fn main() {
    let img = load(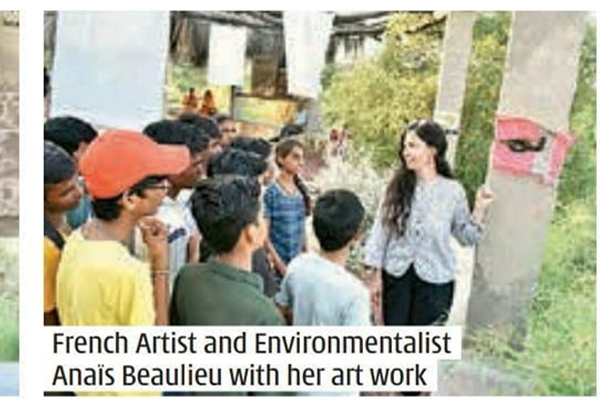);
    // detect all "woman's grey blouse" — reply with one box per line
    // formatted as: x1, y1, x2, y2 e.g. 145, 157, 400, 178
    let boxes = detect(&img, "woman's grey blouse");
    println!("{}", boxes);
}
363, 177, 485, 284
